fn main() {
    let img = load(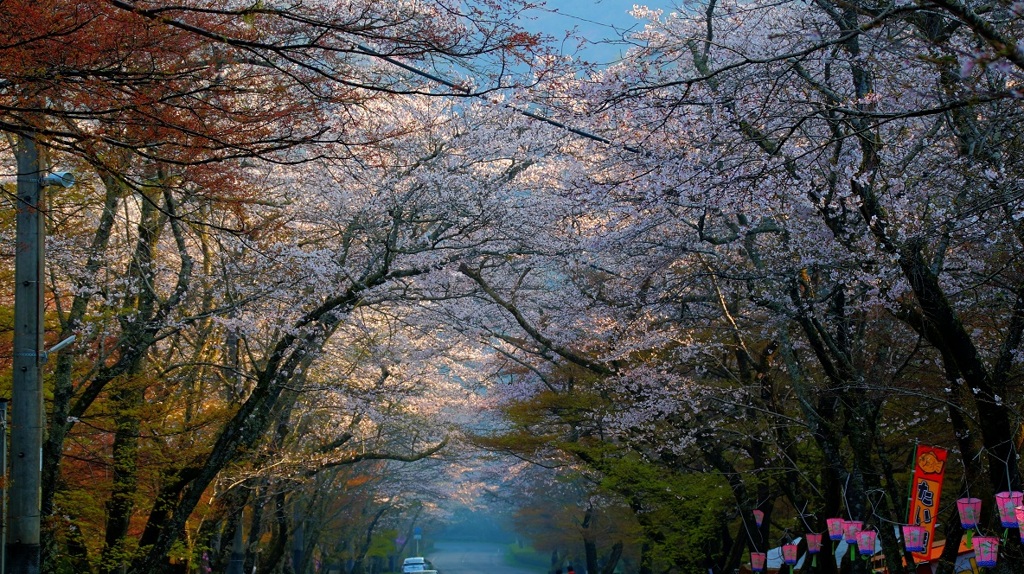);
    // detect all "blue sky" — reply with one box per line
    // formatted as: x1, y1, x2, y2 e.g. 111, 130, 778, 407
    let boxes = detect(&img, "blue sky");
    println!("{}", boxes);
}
519, 1, 677, 64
